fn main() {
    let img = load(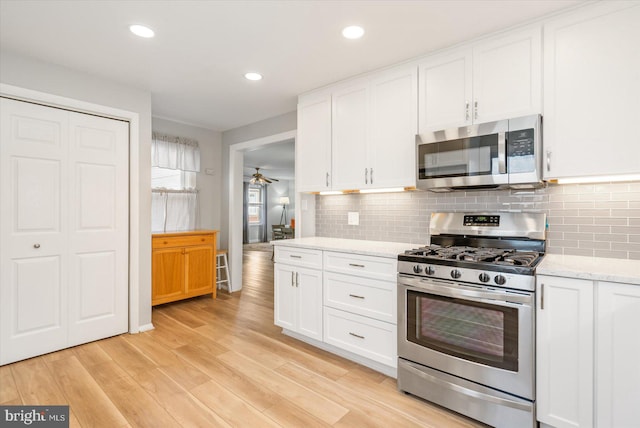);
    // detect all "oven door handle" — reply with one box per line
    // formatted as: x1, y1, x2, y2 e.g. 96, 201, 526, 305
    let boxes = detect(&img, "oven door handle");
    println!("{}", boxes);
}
399, 275, 532, 306
400, 359, 533, 412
